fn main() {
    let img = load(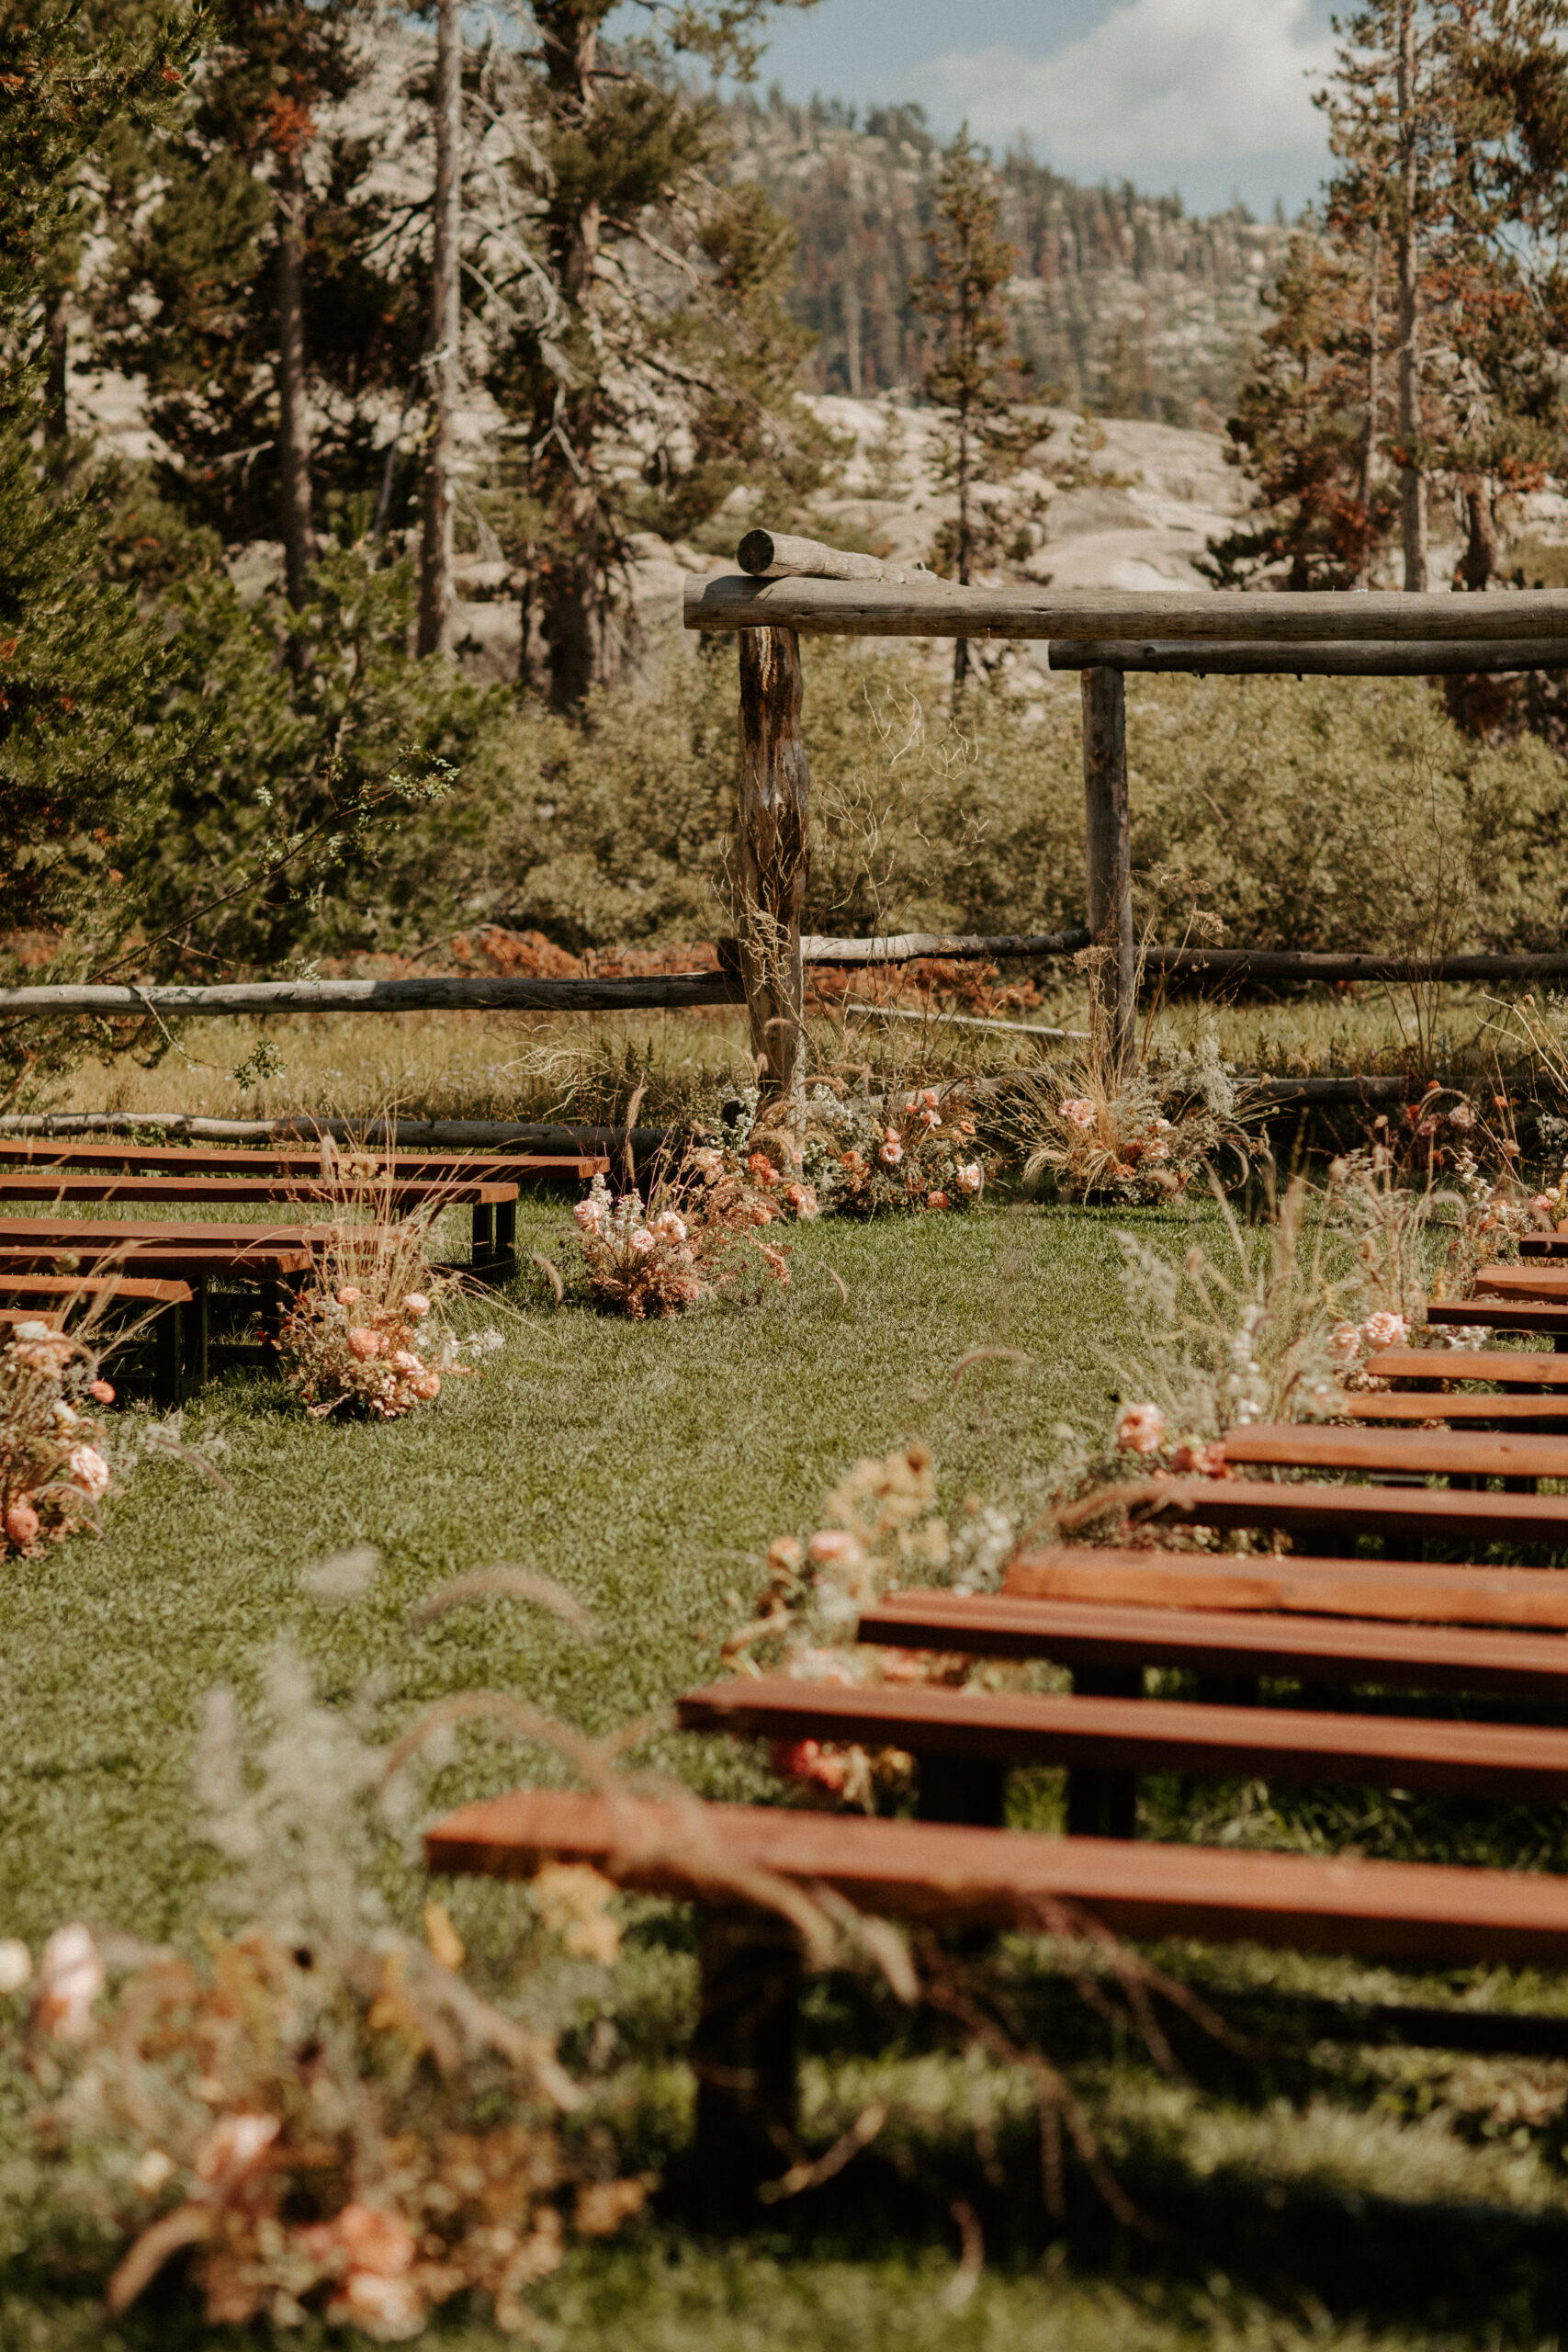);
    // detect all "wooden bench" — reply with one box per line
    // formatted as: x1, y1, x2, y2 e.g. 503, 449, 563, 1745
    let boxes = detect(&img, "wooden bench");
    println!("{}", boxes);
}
1003, 1544, 1568, 1627
0, 1272, 192, 1402
426, 1783, 1568, 2185
1427, 1298, 1568, 1343
1372, 1347, 1568, 1389
0, 1223, 317, 1389
856, 1587, 1568, 1697
675, 1673, 1568, 1826
1472, 1266, 1568, 1300
1132, 1474, 1568, 1551
0, 1170, 523, 1274
1342, 1392, 1568, 1427
1224, 1421, 1568, 1487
